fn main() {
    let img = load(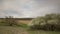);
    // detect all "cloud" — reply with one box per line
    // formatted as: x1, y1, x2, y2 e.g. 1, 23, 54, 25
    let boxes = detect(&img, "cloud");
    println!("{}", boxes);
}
0, 0, 60, 18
